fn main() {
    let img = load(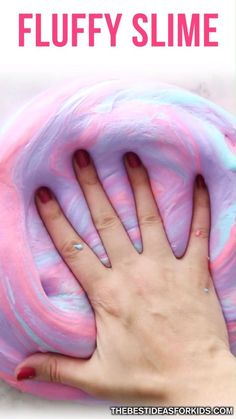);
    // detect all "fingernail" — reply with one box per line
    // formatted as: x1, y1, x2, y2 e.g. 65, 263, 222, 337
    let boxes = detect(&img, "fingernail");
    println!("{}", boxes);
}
196, 175, 206, 189
75, 150, 90, 168
126, 152, 141, 168
37, 187, 52, 204
16, 367, 36, 381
